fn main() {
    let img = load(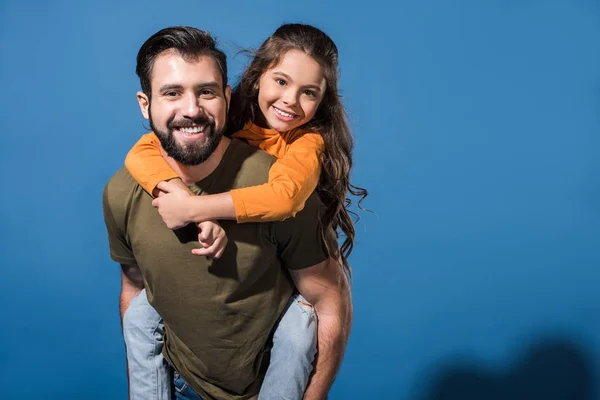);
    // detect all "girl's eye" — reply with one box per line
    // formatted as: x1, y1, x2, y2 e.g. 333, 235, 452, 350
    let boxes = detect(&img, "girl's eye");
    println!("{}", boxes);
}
304, 90, 317, 98
275, 78, 287, 86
